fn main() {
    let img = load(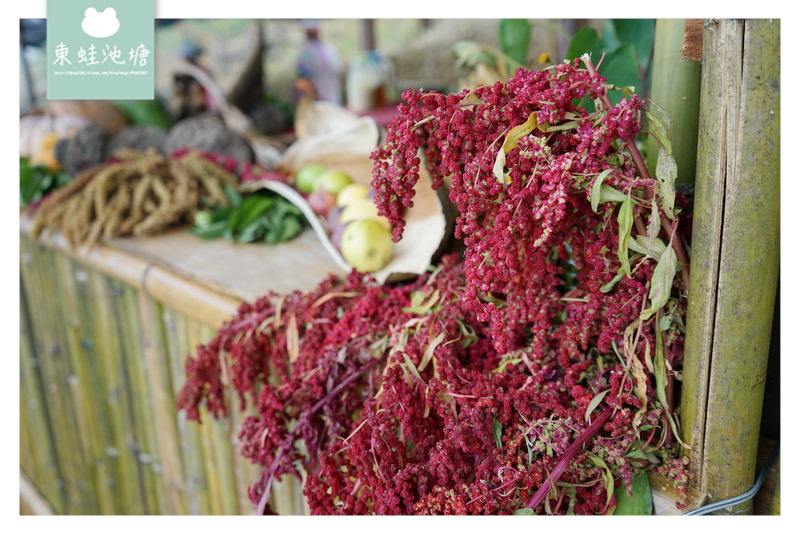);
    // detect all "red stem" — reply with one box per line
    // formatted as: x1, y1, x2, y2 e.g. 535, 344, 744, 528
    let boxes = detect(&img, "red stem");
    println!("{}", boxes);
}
255, 359, 379, 515
526, 408, 613, 511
